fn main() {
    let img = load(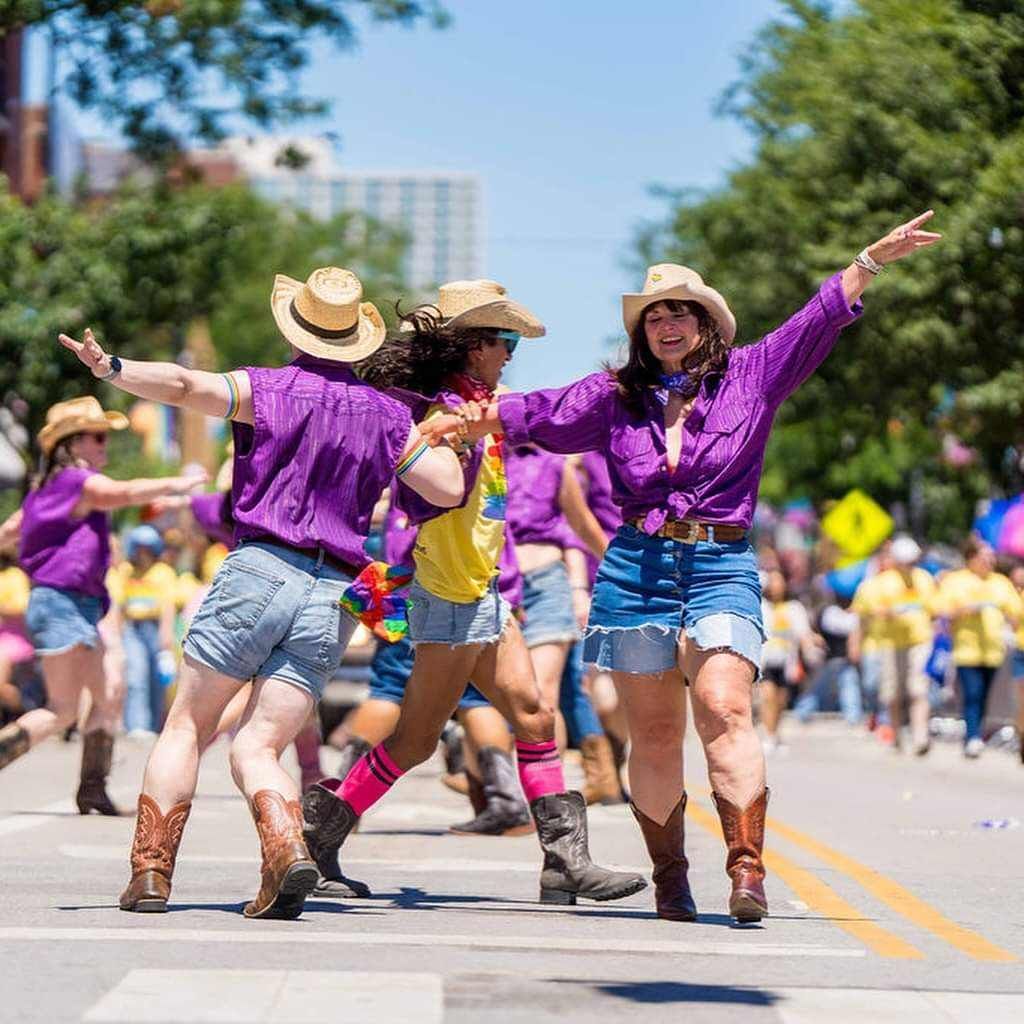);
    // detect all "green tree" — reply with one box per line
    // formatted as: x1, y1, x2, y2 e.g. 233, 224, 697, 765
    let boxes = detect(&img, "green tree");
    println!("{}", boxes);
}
635, 0, 1024, 539
1, 1, 448, 161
